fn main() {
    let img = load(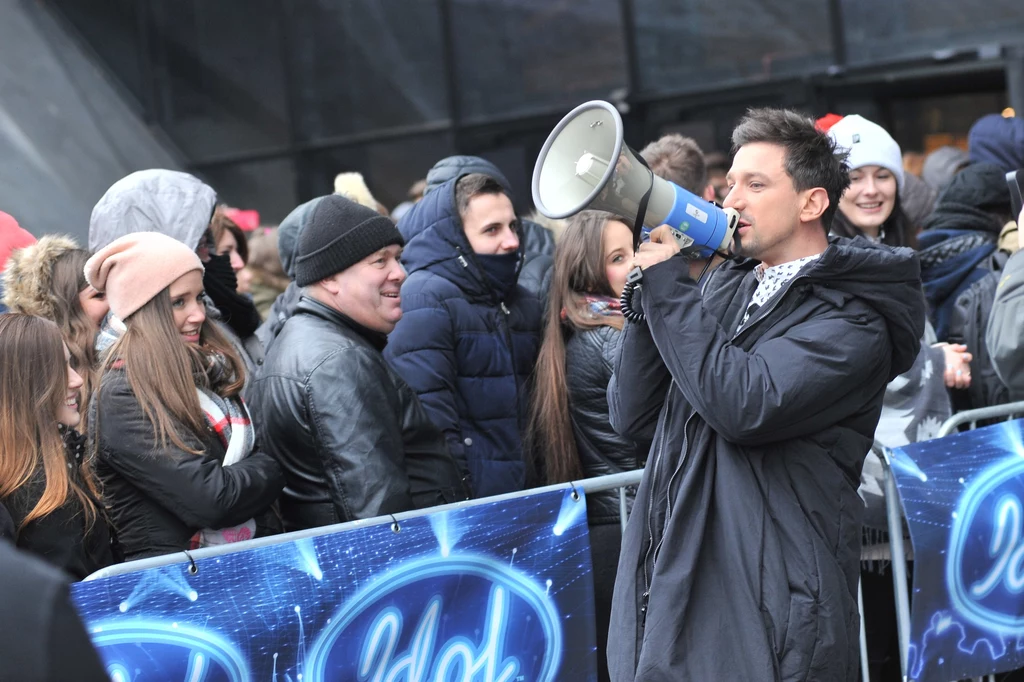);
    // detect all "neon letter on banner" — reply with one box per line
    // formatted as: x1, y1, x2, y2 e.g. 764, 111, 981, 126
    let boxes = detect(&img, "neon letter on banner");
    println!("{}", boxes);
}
947, 447, 1024, 635
971, 495, 1024, 598
359, 587, 519, 682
